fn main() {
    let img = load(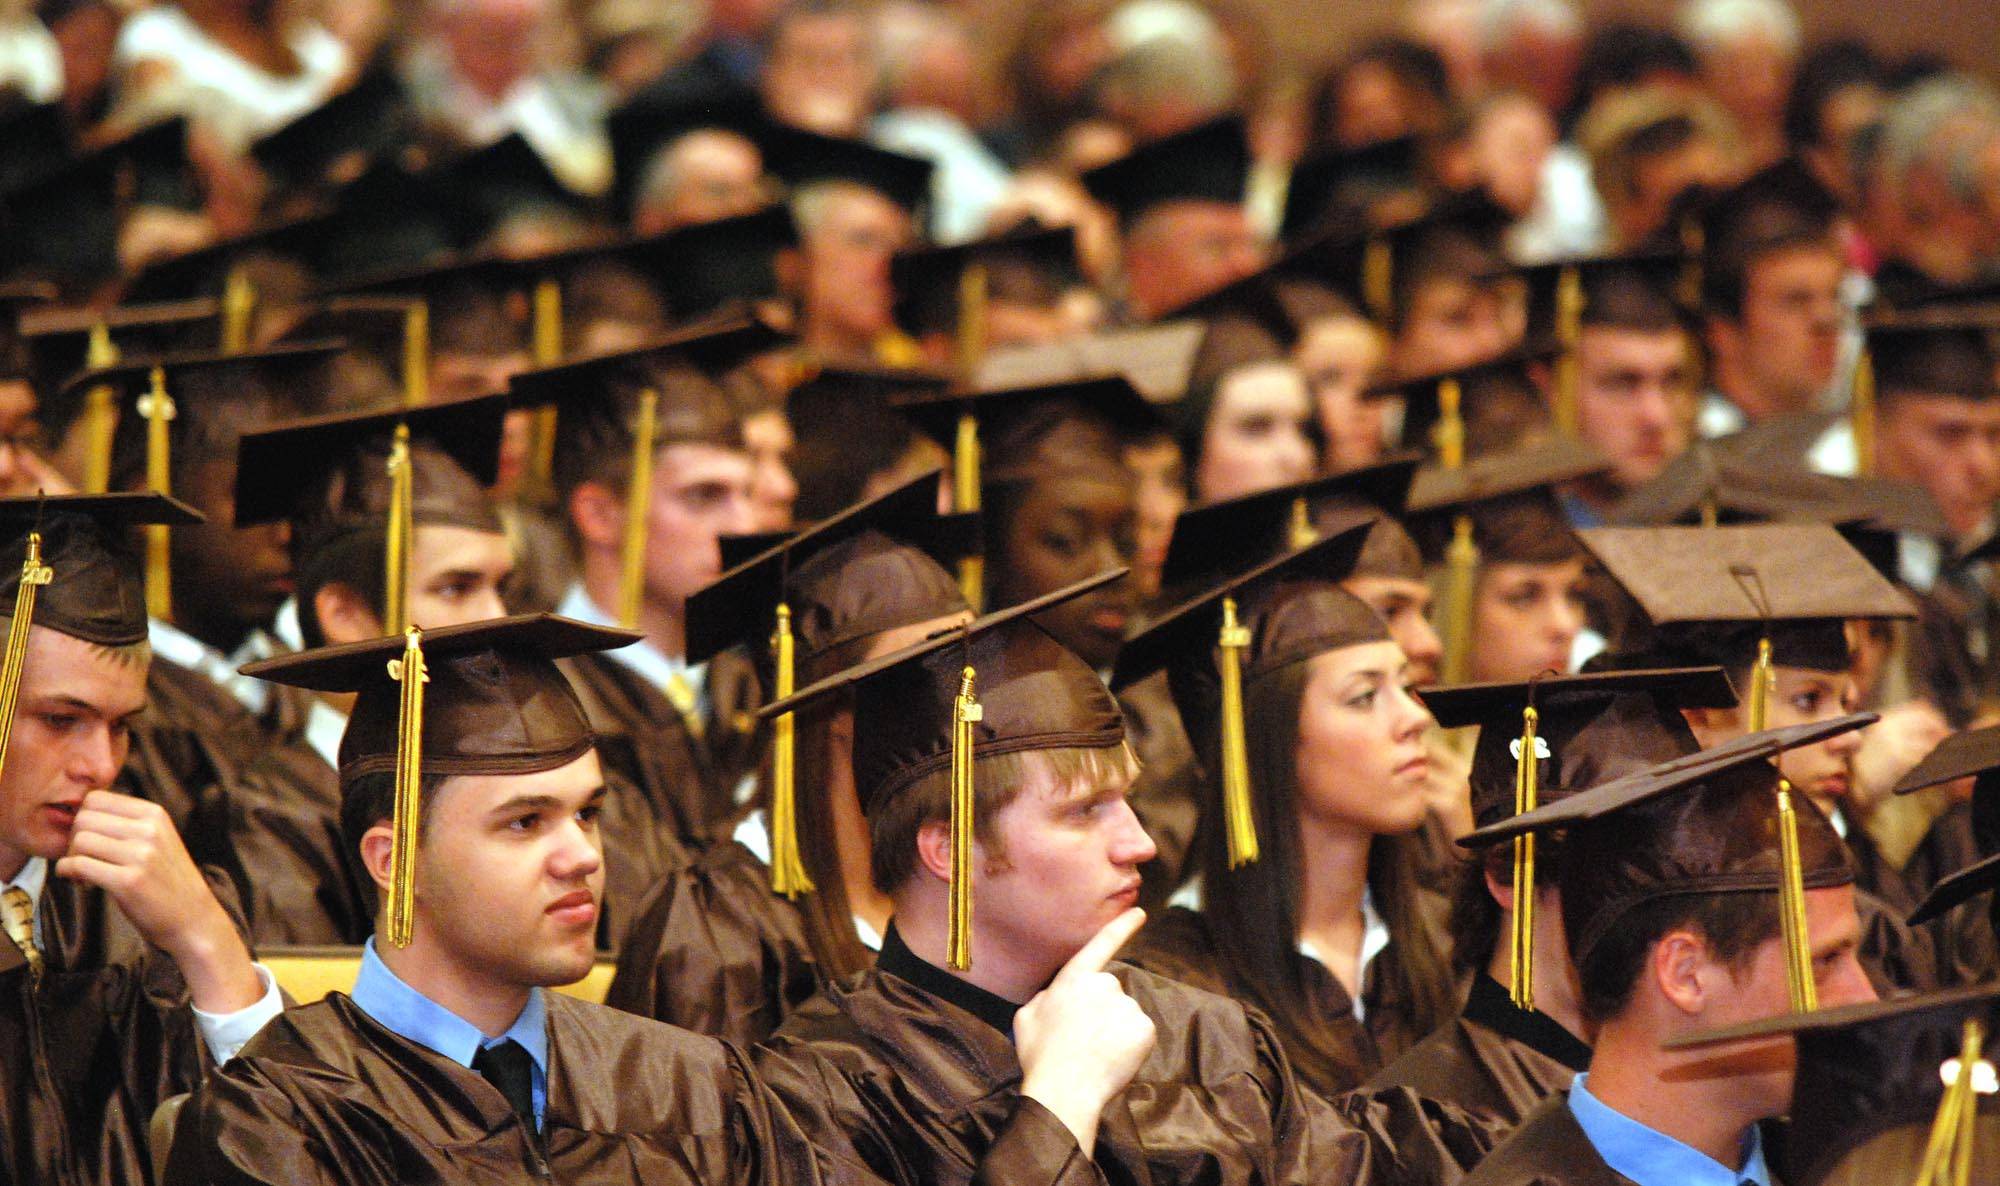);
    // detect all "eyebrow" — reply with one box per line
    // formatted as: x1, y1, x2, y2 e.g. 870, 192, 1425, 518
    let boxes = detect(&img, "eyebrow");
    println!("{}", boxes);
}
486, 786, 608, 818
